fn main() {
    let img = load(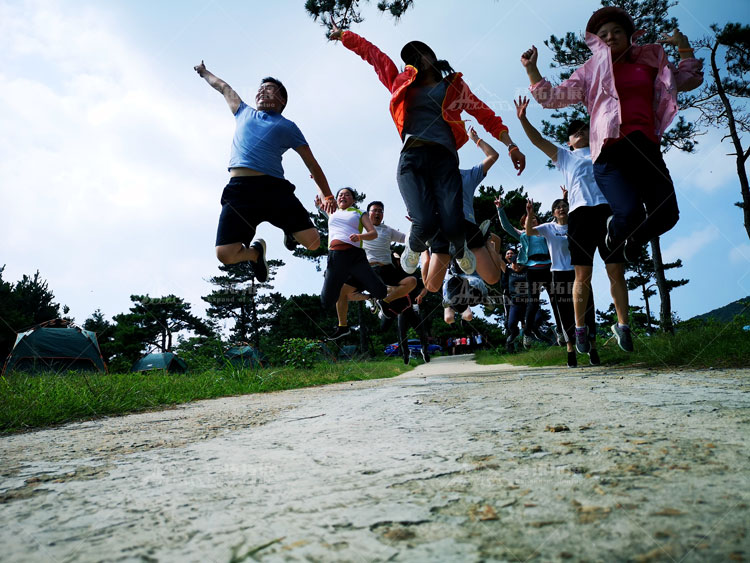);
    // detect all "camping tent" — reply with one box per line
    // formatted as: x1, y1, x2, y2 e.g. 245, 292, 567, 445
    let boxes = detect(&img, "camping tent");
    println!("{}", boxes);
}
224, 345, 264, 368
2, 319, 107, 374
131, 352, 187, 373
